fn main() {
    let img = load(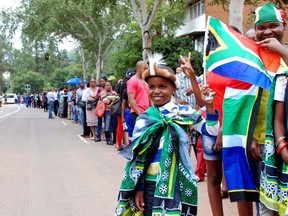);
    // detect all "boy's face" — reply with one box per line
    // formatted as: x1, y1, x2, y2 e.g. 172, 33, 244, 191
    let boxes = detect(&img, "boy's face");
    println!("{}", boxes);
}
148, 77, 176, 106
